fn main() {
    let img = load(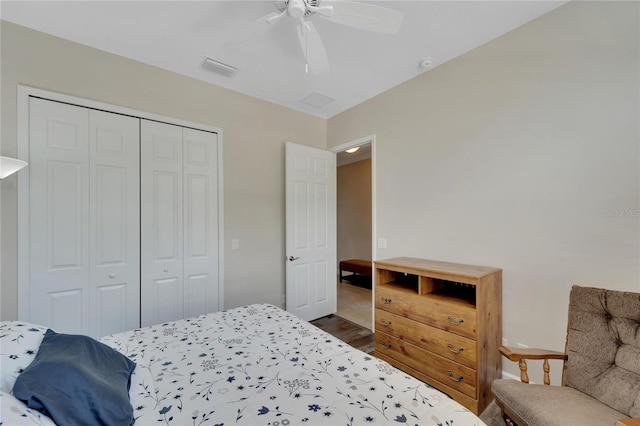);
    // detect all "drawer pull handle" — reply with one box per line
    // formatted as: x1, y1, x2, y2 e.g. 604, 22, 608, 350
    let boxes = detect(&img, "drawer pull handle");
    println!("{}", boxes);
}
380, 297, 392, 304
447, 315, 464, 326
447, 343, 464, 354
380, 319, 392, 327
380, 342, 392, 349
448, 370, 464, 382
